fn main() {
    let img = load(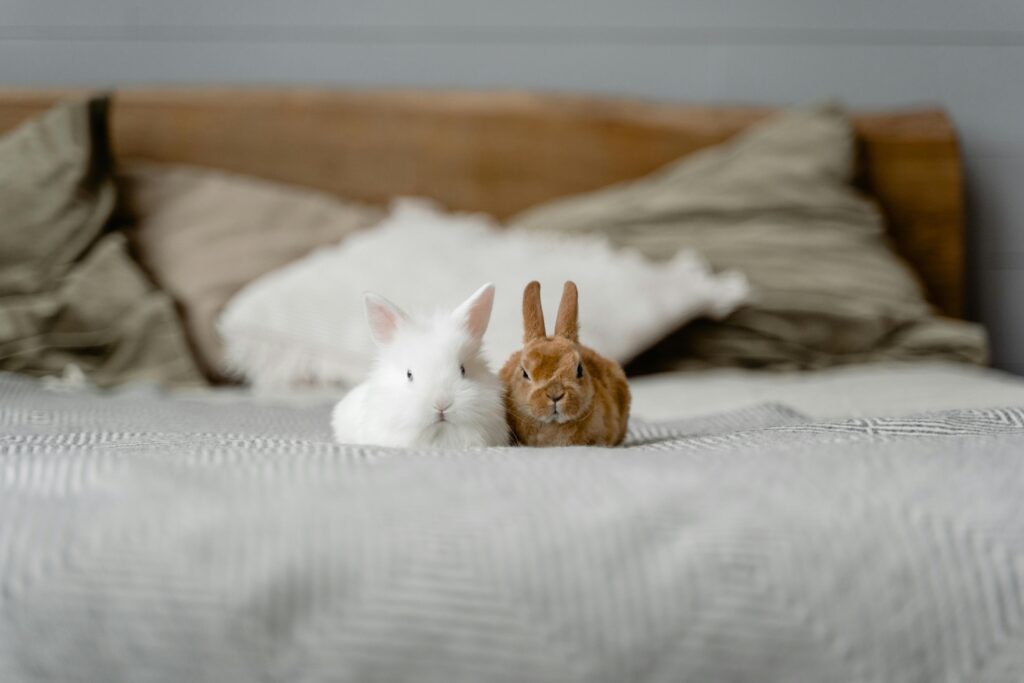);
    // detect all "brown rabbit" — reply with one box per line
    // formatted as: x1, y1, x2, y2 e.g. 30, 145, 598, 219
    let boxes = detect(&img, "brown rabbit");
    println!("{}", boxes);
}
501, 281, 631, 447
